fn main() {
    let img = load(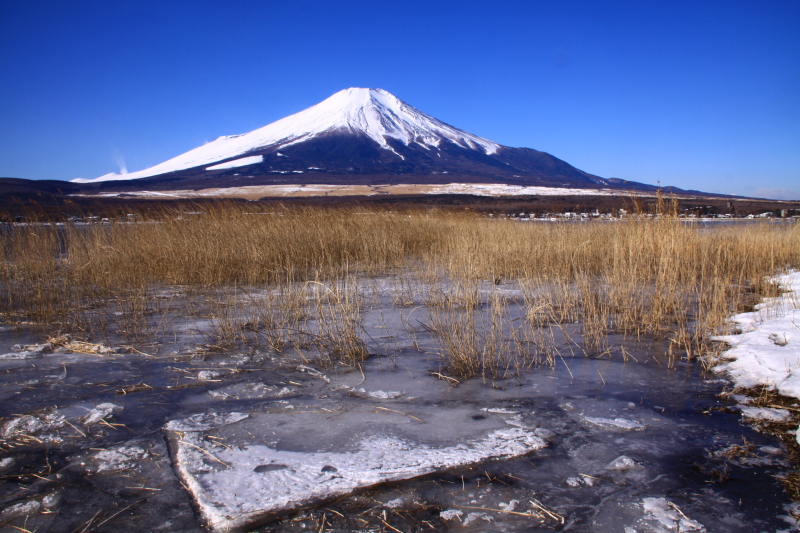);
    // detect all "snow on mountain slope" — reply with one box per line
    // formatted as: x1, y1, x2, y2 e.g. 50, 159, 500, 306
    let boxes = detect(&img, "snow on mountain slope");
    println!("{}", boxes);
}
73, 88, 501, 183
206, 155, 263, 171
